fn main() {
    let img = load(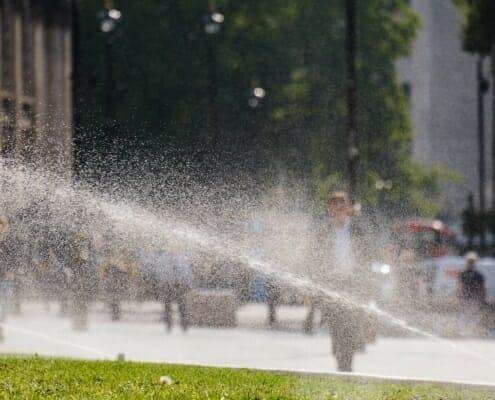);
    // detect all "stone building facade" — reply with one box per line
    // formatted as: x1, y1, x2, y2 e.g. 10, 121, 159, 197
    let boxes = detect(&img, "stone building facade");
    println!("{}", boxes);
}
0, 0, 73, 173
398, 0, 493, 222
